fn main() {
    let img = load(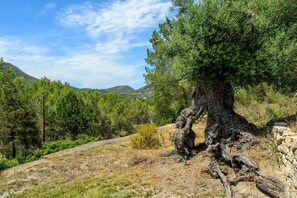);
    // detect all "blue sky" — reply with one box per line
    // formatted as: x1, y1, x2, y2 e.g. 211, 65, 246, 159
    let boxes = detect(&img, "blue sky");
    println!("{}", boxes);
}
0, 0, 172, 89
